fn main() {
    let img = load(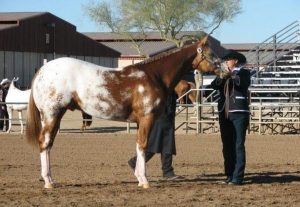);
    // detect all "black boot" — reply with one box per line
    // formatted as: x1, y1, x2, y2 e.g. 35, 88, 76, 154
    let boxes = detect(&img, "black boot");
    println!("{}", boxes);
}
128, 152, 154, 170
161, 153, 175, 177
